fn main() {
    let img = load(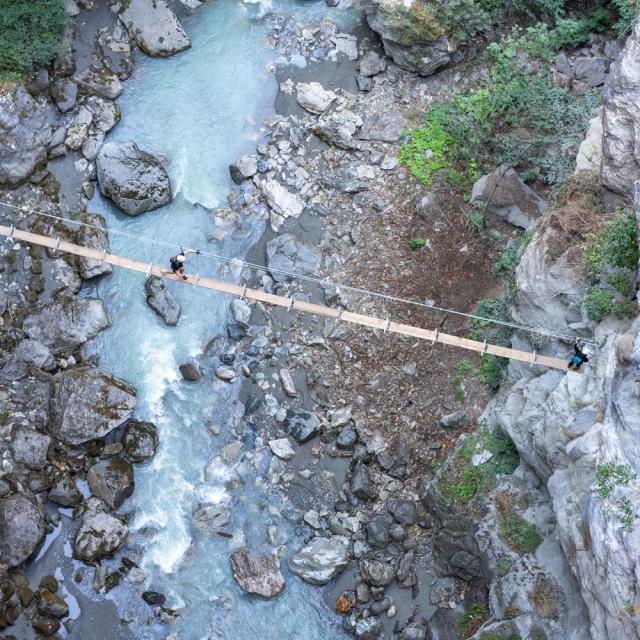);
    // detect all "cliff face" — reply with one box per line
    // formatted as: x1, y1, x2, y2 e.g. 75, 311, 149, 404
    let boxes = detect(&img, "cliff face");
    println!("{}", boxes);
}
483, 48, 640, 635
